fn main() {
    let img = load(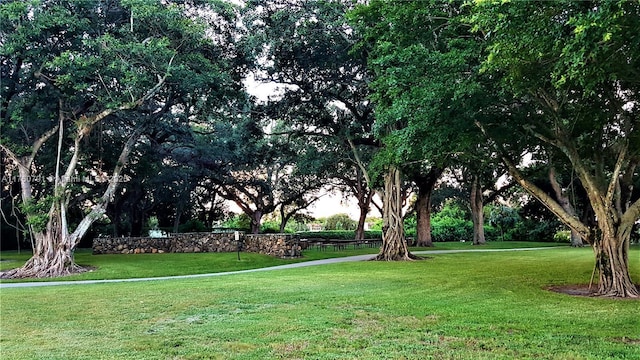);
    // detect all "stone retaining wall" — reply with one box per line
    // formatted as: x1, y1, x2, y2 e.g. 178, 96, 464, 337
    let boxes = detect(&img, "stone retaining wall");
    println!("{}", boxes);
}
92, 232, 301, 258
244, 234, 301, 258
